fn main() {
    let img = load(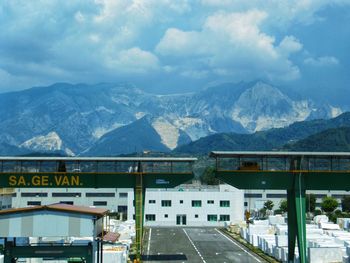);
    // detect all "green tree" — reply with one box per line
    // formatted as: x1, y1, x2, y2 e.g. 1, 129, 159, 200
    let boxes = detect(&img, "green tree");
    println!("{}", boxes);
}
341, 196, 350, 212
279, 199, 288, 213
200, 166, 219, 185
321, 196, 339, 213
264, 200, 274, 211
306, 194, 316, 213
